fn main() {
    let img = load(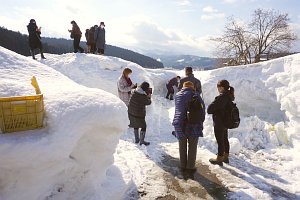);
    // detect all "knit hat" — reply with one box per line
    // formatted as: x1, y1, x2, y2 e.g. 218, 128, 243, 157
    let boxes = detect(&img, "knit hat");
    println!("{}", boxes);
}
30, 19, 36, 23
217, 80, 230, 90
100, 22, 105, 26
140, 82, 150, 92
183, 81, 194, 89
